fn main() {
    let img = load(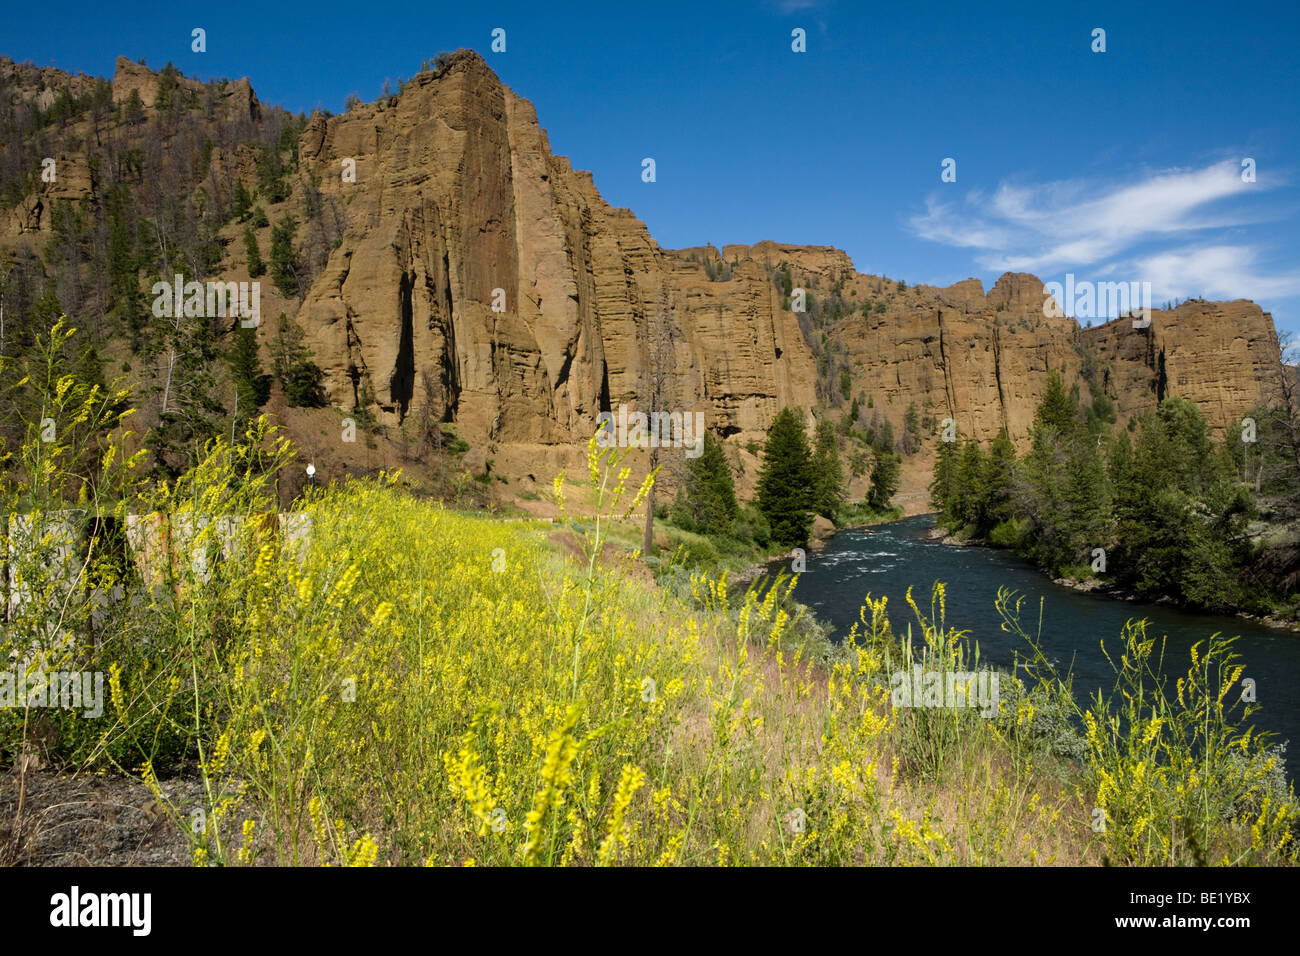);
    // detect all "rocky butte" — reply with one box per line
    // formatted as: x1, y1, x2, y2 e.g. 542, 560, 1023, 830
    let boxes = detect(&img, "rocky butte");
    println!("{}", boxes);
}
1, 50, 1290, 507
292, 52, 1286, 493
